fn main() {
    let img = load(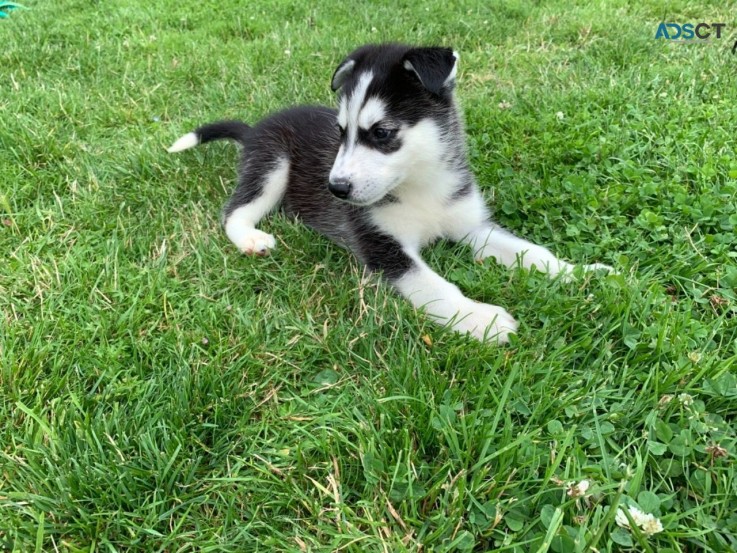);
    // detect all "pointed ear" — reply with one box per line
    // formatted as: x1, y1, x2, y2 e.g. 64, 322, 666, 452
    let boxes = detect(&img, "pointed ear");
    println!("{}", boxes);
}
331, 58, 356, 91
402, 47, 458, 95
